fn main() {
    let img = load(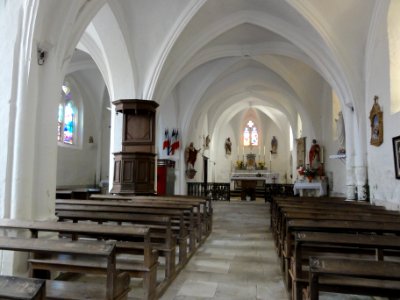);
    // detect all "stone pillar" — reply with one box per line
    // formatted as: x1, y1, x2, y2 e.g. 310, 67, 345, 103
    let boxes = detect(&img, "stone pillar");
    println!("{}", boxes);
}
346, 167, 356, 200
355, 166, 368, 201
344, 109, 356, 200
